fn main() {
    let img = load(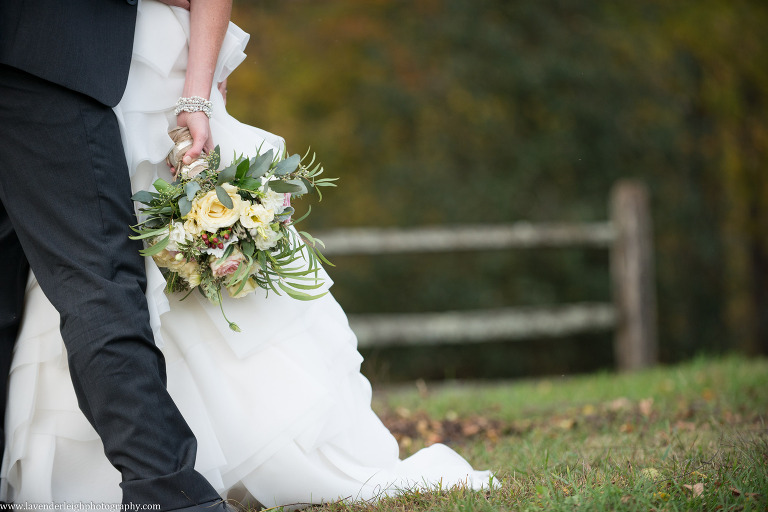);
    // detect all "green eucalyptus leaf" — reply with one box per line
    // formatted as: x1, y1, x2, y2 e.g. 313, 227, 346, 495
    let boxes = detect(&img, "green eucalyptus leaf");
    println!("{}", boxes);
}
184, 182, 201, 201
268, 181, 303, 194
215, 185, 234, 209
131, 190, 157, 205
275, 206, 295, 221
300, 177, 314, 192
217, 162, 238, 185
289, 179, 308, 195
247, 149, 274, 179
272, 154, 300, 176
178, 196, 192, 217
142, 219, 164, 229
